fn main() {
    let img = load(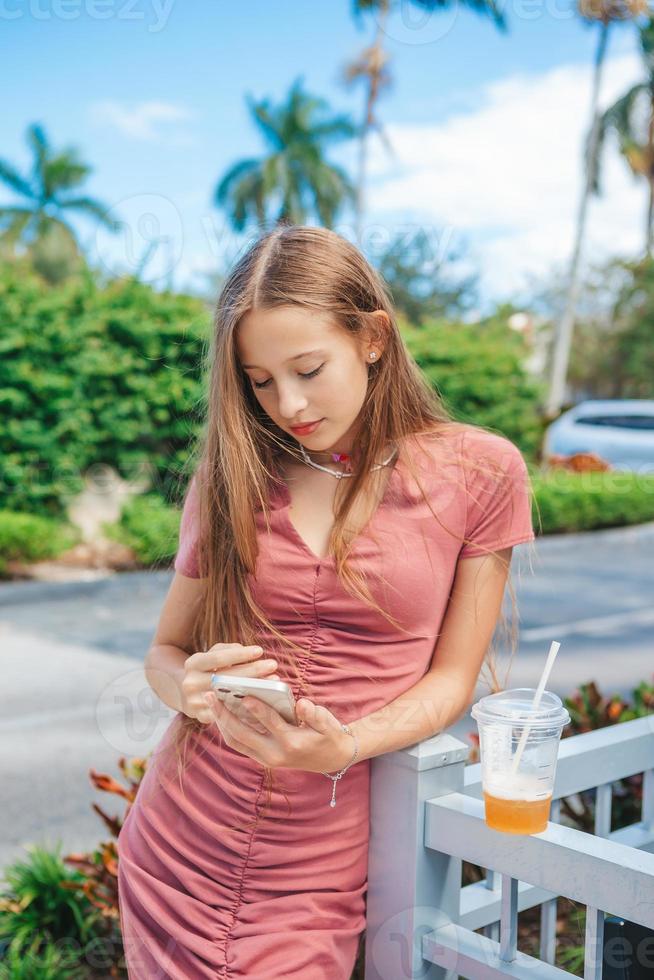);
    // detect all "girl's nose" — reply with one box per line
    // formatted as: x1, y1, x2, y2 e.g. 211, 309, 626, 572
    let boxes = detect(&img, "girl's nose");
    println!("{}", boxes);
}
278, 387, 309, 420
